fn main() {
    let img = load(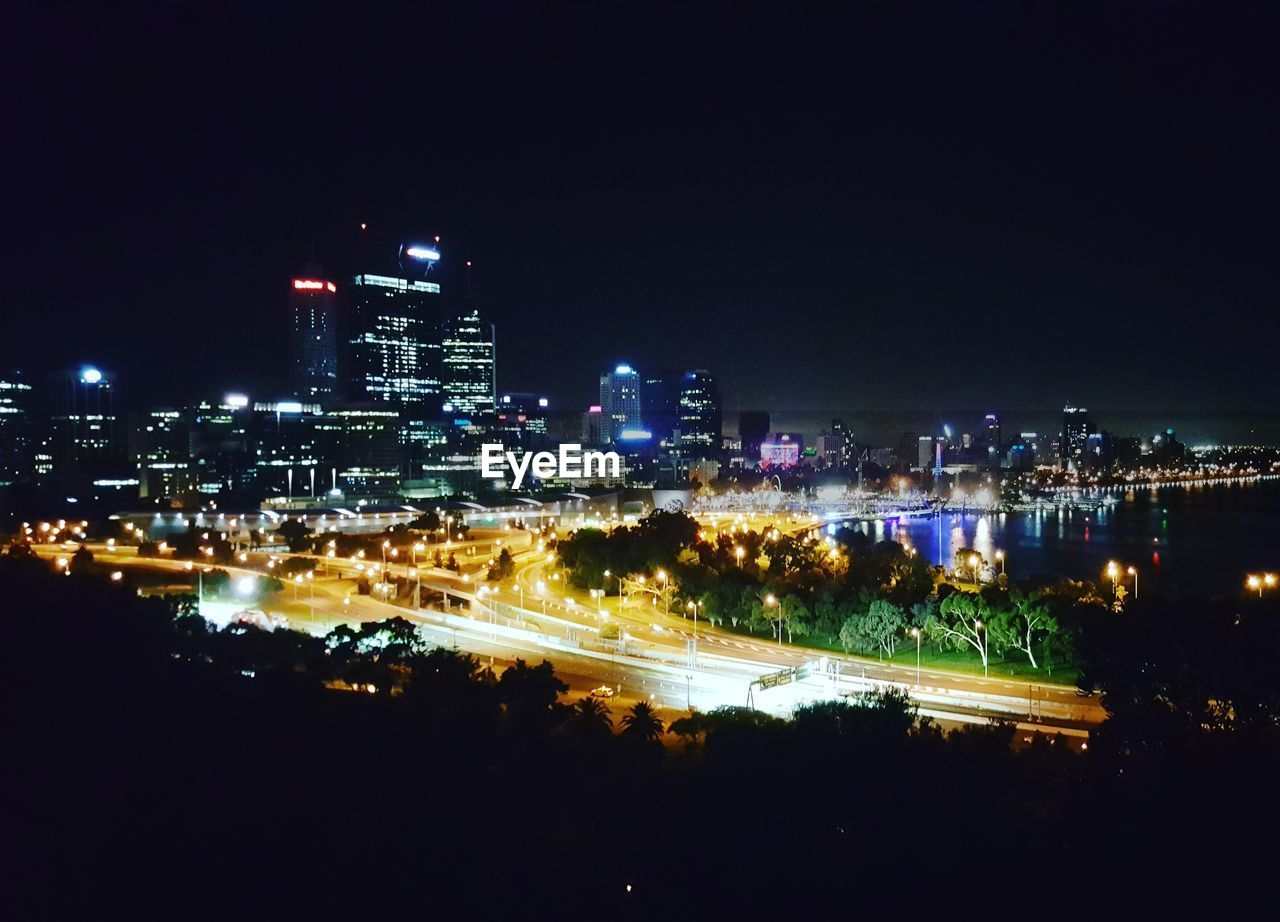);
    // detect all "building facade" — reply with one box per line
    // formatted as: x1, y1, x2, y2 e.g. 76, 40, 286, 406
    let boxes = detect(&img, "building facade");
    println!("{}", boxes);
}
441, 303, 495, 418
289, 276, 339, 402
